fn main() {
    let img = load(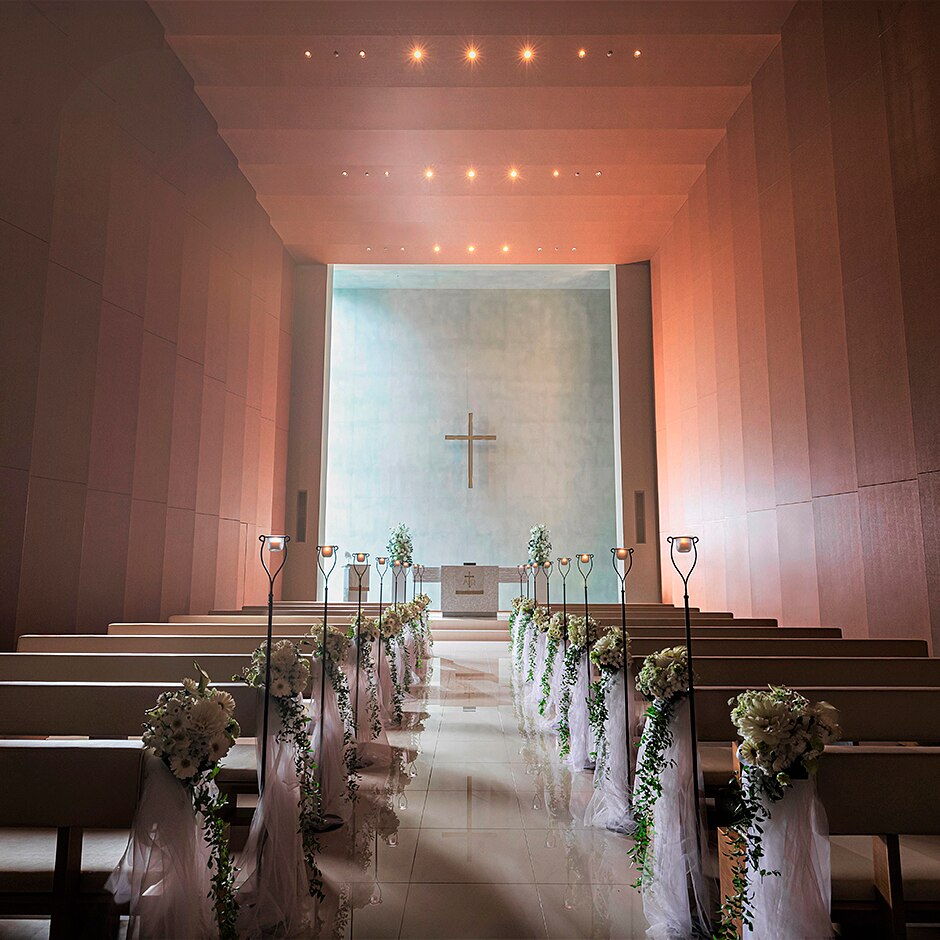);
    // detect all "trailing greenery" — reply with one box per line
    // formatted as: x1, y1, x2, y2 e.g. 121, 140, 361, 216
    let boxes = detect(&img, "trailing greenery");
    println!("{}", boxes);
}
586, 672, 615, 765
556, 644, 583, 758
538, 633, 560, 715
382, 637, 404, 725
